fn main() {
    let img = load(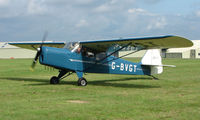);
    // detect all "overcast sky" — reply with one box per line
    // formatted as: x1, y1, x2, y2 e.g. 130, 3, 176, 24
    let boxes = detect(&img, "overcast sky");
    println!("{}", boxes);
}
0, 0, 200, 42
